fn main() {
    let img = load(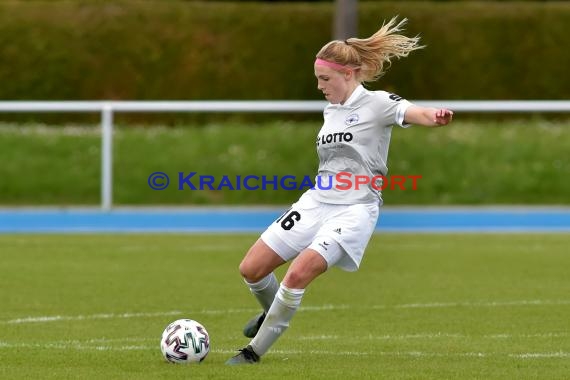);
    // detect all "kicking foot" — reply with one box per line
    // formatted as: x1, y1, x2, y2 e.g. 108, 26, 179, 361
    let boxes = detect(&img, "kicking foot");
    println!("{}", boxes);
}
225, 345, 260, 365
243, 311, 266, 338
